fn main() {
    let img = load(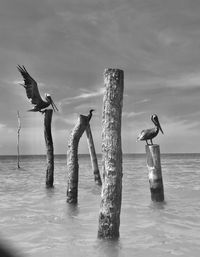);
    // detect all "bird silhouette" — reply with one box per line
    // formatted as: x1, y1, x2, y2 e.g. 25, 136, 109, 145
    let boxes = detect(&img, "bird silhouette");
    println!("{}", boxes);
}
137, 114, 164, 145
87, 109, 95, 122
17, 65, 58, 113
